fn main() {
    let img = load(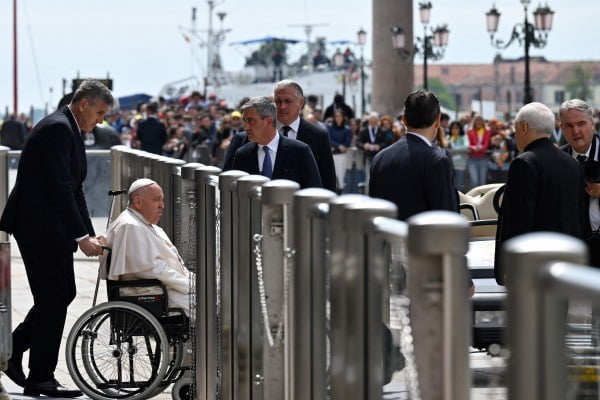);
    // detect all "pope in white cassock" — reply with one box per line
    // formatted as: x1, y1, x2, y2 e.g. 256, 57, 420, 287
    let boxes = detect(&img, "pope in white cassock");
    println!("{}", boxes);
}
99, 178, 194, 317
